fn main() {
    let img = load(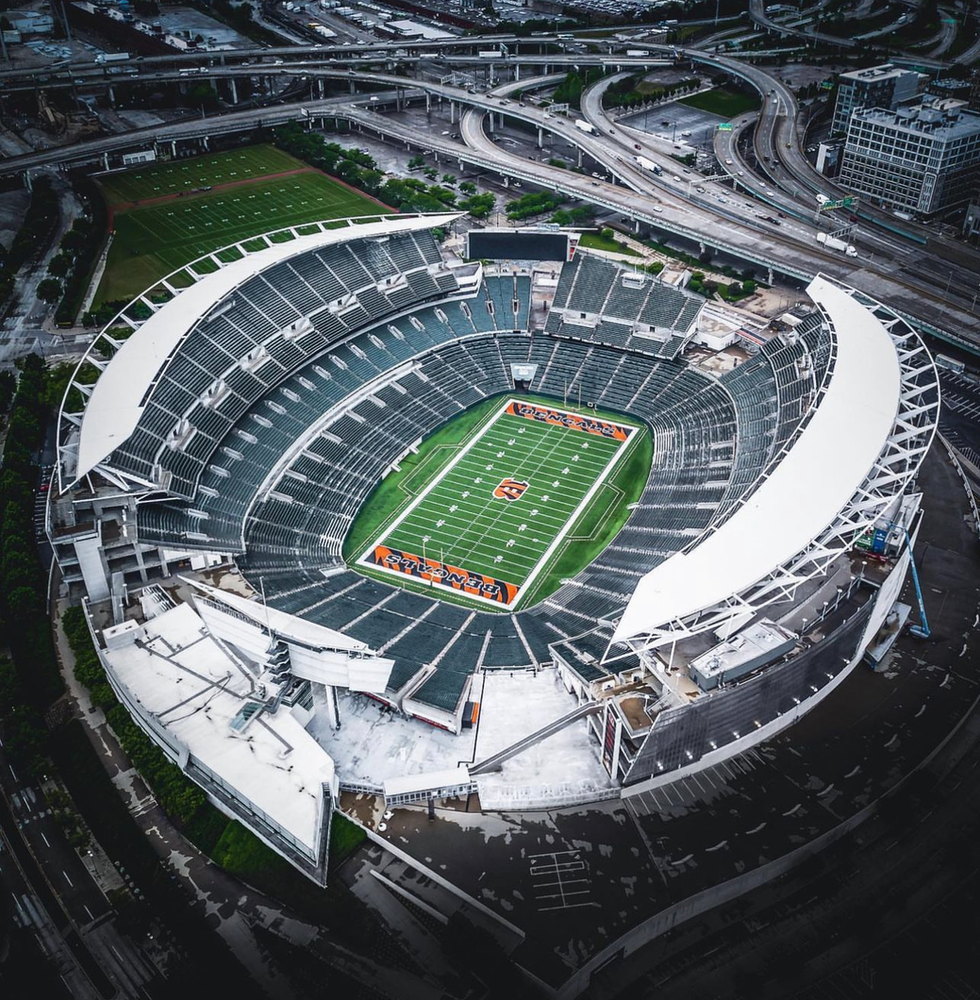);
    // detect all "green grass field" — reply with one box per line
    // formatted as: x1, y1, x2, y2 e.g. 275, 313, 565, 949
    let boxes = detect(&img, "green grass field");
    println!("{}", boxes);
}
95, 145, 389, 306
678, 88, 760, 118
99, 145, 307, 205
353, 397, 645, 610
